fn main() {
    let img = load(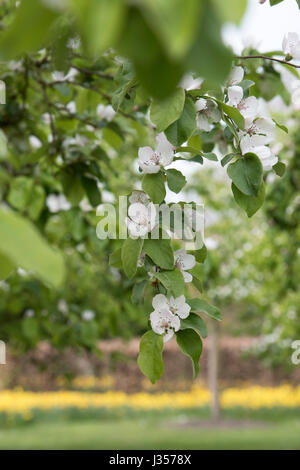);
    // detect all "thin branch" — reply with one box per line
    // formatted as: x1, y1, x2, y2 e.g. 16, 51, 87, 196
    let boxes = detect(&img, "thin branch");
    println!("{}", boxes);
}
71, 65, 113, 80
236, 55, 300, 69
